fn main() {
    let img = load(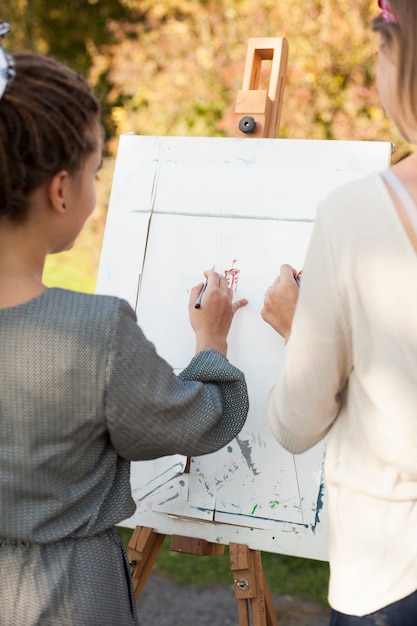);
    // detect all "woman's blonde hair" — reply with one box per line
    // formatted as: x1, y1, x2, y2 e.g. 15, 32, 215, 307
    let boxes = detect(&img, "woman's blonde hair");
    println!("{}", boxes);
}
372, 1, 417, 128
